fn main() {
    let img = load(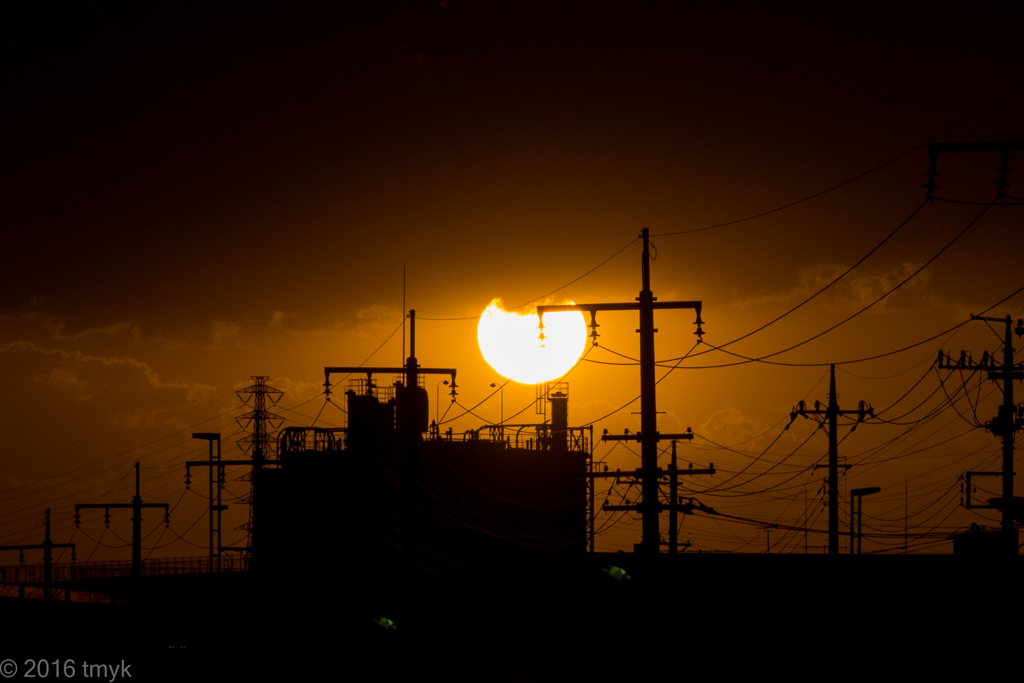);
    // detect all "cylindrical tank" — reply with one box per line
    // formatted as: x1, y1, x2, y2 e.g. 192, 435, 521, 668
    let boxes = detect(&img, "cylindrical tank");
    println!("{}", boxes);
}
395, 385, 430, 435
550, 391, 568, 452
